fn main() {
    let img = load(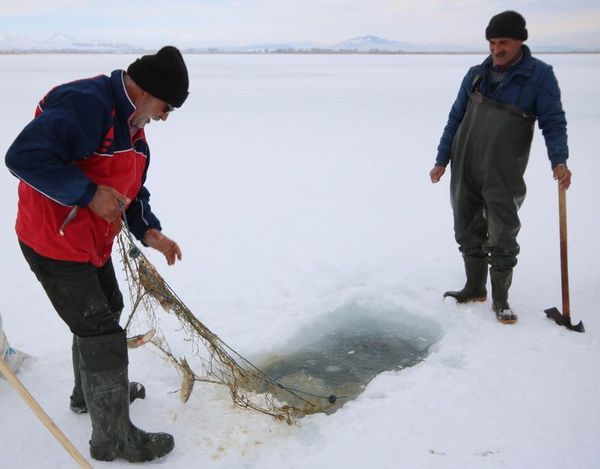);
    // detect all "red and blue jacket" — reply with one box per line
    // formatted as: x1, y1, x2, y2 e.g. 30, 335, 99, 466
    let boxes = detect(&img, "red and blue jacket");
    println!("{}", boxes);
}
5, 70, 161, 267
